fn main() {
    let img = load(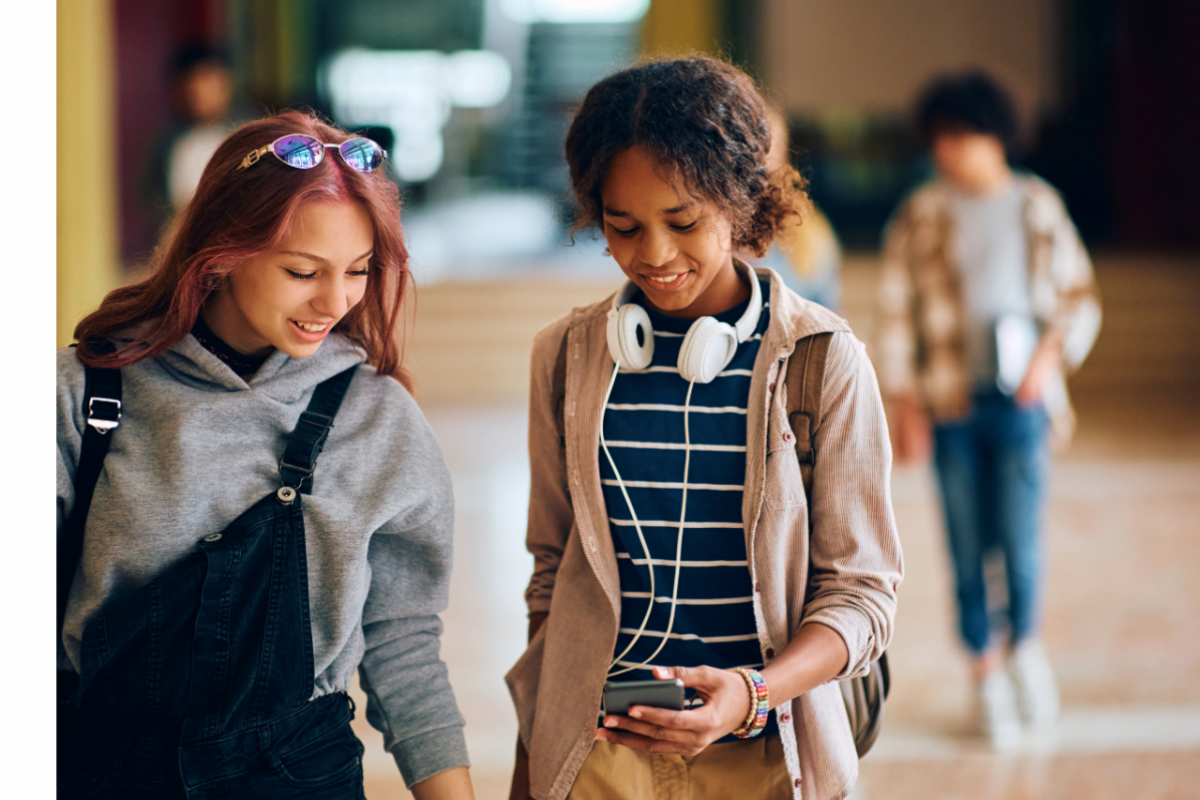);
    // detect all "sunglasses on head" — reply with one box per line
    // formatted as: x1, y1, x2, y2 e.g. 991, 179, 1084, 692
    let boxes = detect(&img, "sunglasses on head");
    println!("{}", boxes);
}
237, 134, 387, 173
